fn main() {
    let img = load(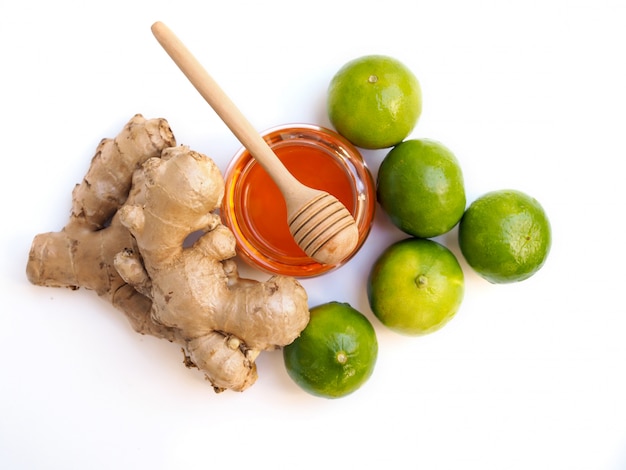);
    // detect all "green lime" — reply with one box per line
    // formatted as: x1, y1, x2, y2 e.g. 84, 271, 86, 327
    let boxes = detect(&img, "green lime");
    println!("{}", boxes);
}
458, 189, 551, 283
327, 55, 422, 149
283, 301, 378, 399
377, 139, 466, 238
367, 238, 464, 335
